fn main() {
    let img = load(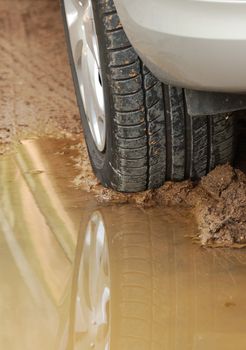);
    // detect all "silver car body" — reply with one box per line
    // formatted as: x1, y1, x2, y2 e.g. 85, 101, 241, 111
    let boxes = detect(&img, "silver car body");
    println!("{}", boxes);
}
114, 0, 246, 93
